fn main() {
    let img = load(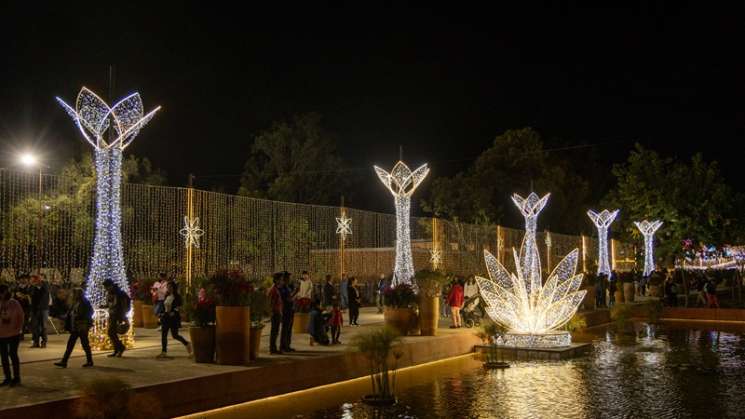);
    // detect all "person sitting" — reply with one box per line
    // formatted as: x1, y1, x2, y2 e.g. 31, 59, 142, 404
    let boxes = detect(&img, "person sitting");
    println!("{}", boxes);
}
307, 300, 330, 346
